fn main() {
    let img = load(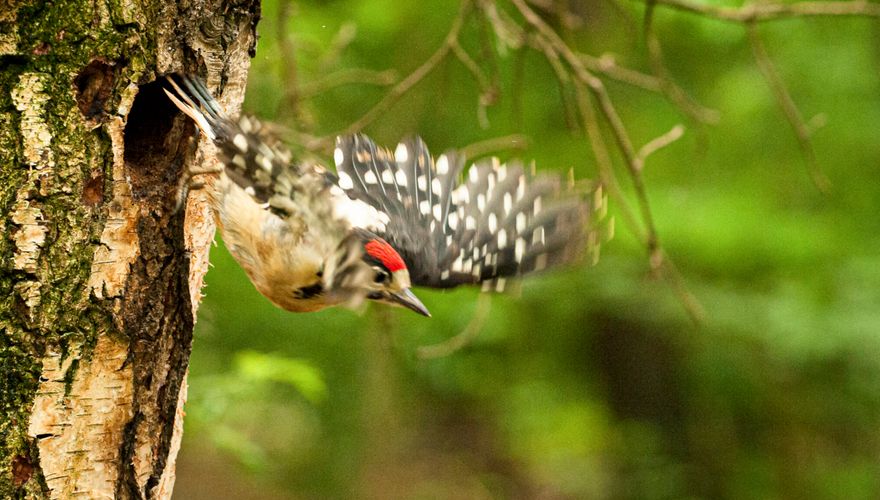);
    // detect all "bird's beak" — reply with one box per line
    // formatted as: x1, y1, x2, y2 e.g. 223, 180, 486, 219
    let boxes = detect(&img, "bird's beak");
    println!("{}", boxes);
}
391, 288, 431, 317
